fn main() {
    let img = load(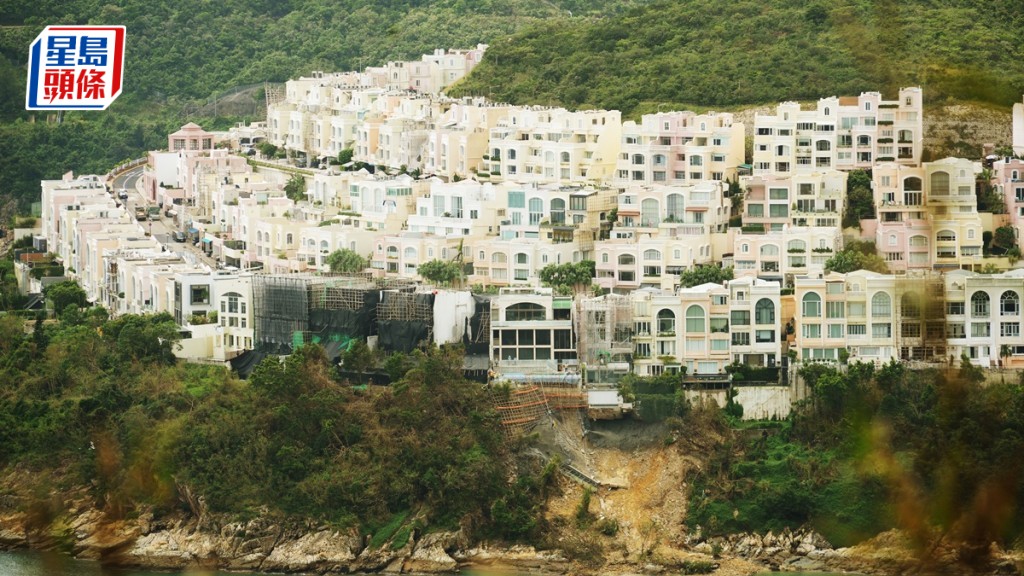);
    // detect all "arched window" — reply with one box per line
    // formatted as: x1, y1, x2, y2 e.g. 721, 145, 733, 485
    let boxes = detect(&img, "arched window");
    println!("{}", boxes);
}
904, 177, 922, 191
550, 198, 566, 224
515, 253, 528, 265
560, 151, 570, 163
937, 230, 956, 242
286, 233, 293, 244
760, 244, 780, 256
632, 153, 645, 165
666, 193, 684, 221
871, 292, 891, 317
888, 234, 897, 246
931, 171, 950, 195
643, 249, 661, 261
1001, 291, 1019, 316
857, 135, 871, 146
506, 302, 545, 321
320, 240, 329, 252
653, 154, 666, 166
528, 197, 543, 225
901, 293, 921, 318
787, 240, 806, 252
223, 292, 242, 314
816, 140, 831, 152
601, 253, 609, 263
657, 309, 676, 333
618, 254, 635, 266
972, 291, 990, 317
387, 246, 398, 257
802, 292, 821, 317
755, 298, 775, 325
641, 198, 659, 227
492, 252, 507, 264
685, 305, 705, 332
